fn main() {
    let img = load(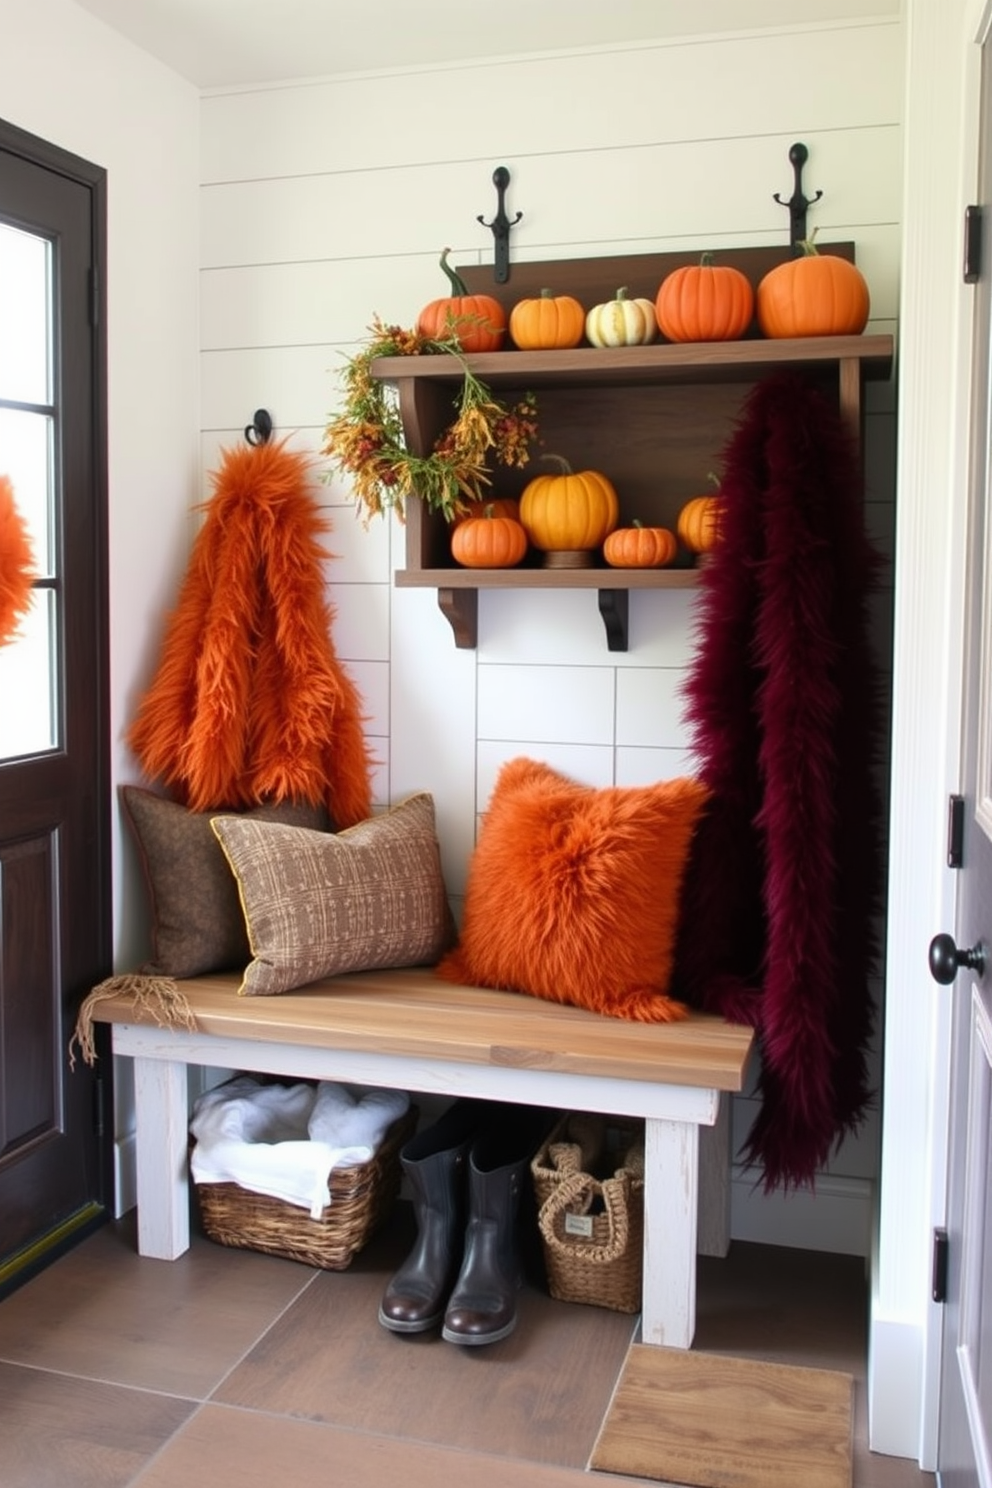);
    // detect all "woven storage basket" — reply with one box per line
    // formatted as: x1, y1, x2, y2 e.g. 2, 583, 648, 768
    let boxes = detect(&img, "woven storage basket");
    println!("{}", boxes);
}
530, 1112, 644, 1313
192, 1103, 417, 1270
